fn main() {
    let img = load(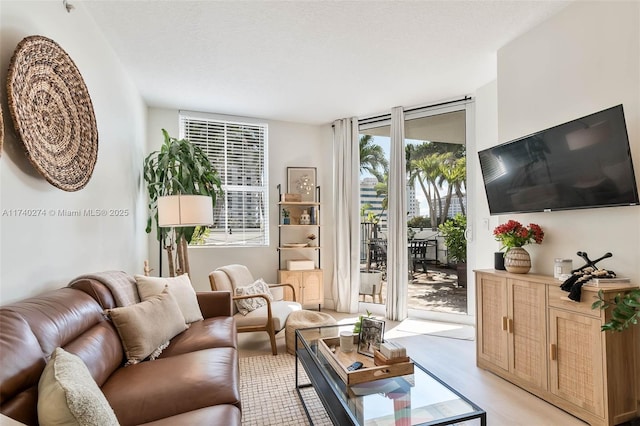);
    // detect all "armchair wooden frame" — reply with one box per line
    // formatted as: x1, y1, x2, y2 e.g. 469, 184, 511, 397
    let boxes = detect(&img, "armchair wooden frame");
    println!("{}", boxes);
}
209, 273, 296, 355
